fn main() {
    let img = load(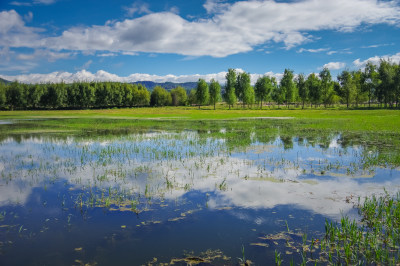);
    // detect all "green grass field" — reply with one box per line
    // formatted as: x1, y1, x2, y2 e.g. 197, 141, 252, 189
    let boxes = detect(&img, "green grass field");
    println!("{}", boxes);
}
0, 106, 399, 133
